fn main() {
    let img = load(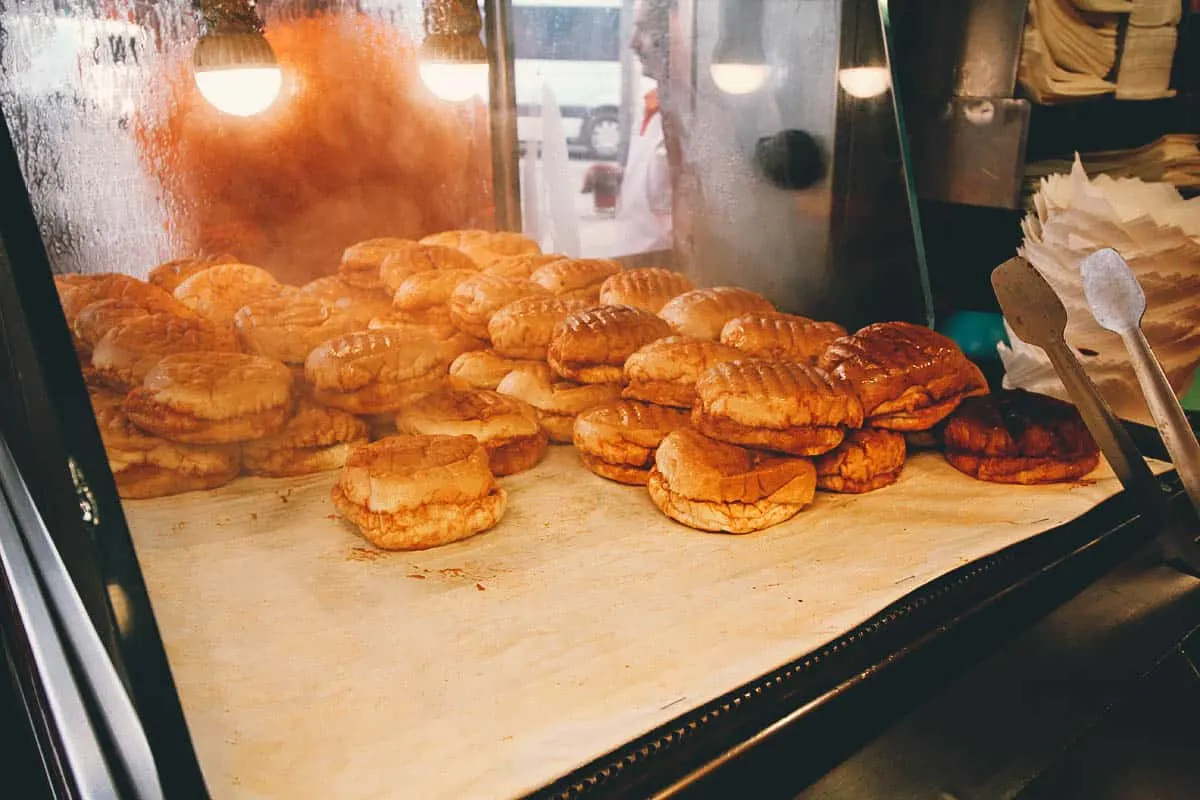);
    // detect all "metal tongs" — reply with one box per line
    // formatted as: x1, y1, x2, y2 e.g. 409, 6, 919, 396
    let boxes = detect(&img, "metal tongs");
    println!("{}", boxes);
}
992, 256, 1200, 576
